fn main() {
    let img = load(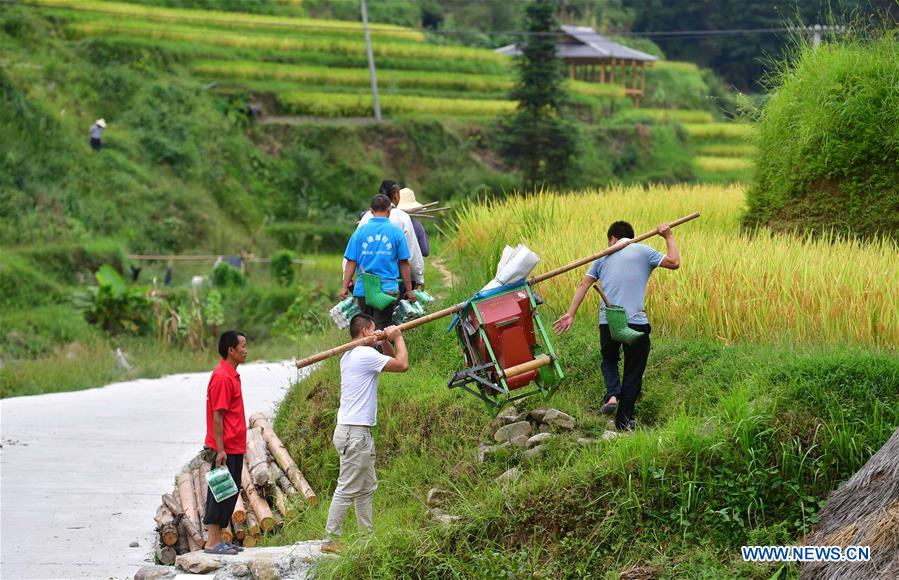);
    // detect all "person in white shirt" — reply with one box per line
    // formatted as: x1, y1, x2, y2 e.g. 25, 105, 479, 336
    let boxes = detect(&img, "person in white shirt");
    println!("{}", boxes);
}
321, 315, 408, 554
357, 180, 425, 289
